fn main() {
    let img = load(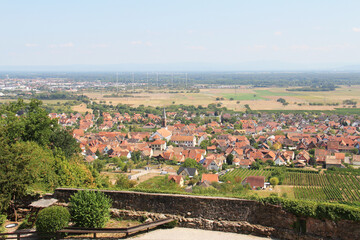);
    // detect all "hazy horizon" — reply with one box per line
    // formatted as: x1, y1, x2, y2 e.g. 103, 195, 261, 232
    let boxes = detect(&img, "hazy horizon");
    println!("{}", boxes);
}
1, 1, 360, 70
1, 62, 360, 72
